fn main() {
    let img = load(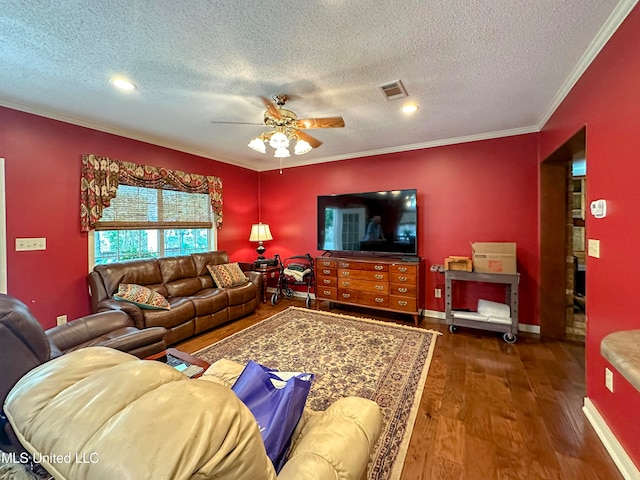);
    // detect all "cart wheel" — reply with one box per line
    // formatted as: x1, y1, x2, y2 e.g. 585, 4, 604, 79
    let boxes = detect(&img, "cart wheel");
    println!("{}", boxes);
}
284, 288, 294, 299
449, 325, 458, 334
503, 332, 517, 344
305, 296, 312, 308
270, 293, 279, 306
